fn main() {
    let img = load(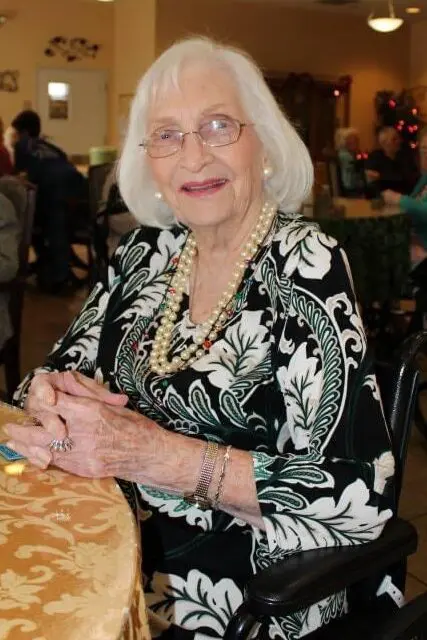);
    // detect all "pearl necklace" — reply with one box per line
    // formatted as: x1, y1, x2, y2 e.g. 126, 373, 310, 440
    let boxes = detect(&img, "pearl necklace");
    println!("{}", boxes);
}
149, 201, 277, 375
